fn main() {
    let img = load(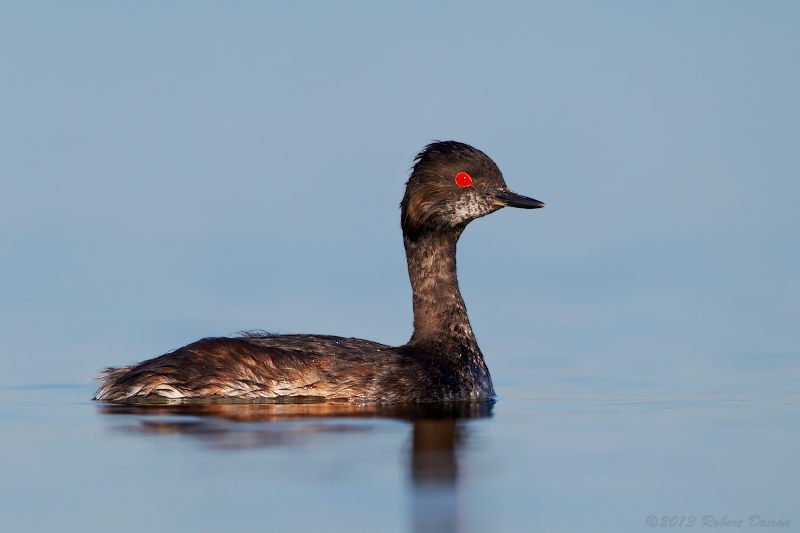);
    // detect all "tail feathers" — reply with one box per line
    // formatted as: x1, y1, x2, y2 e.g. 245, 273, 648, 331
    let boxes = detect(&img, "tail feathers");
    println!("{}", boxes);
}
93, 366, 134, 401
